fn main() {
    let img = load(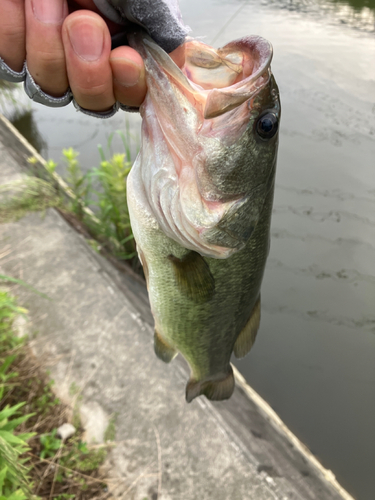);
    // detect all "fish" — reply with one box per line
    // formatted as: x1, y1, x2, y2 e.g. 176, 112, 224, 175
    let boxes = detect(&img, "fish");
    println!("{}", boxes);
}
127, 32, 280, 402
